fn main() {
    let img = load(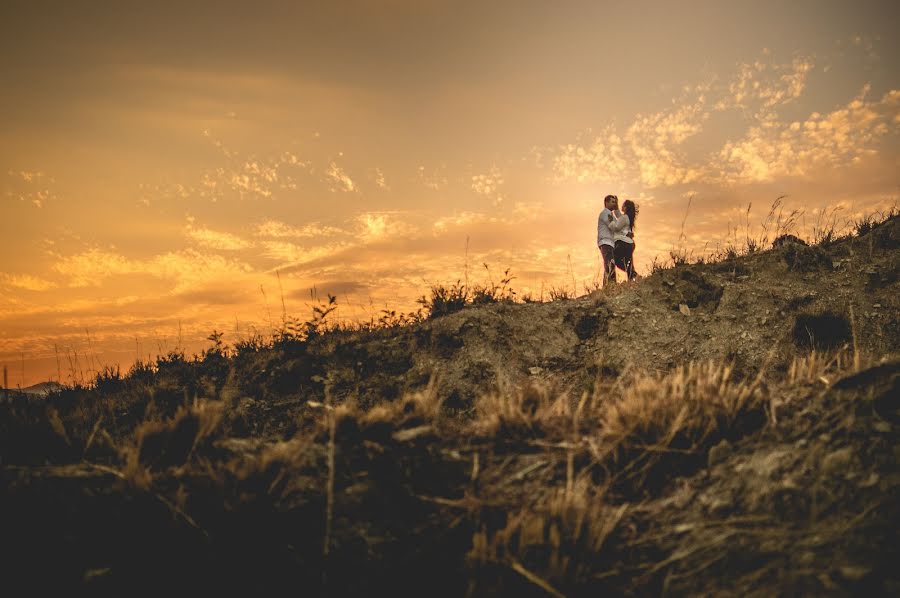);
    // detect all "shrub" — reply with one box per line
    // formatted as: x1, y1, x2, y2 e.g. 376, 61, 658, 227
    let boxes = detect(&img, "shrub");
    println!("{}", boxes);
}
421, 281, 468, 318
